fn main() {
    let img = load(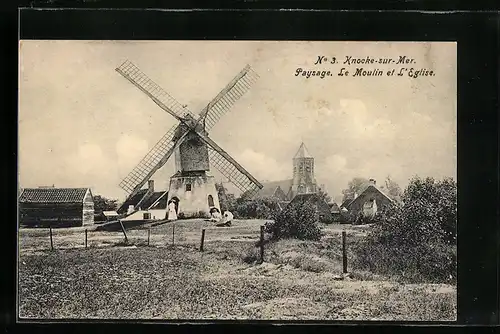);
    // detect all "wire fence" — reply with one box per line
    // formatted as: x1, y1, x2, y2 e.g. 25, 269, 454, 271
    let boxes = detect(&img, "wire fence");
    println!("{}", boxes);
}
18, 221, 351, 272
